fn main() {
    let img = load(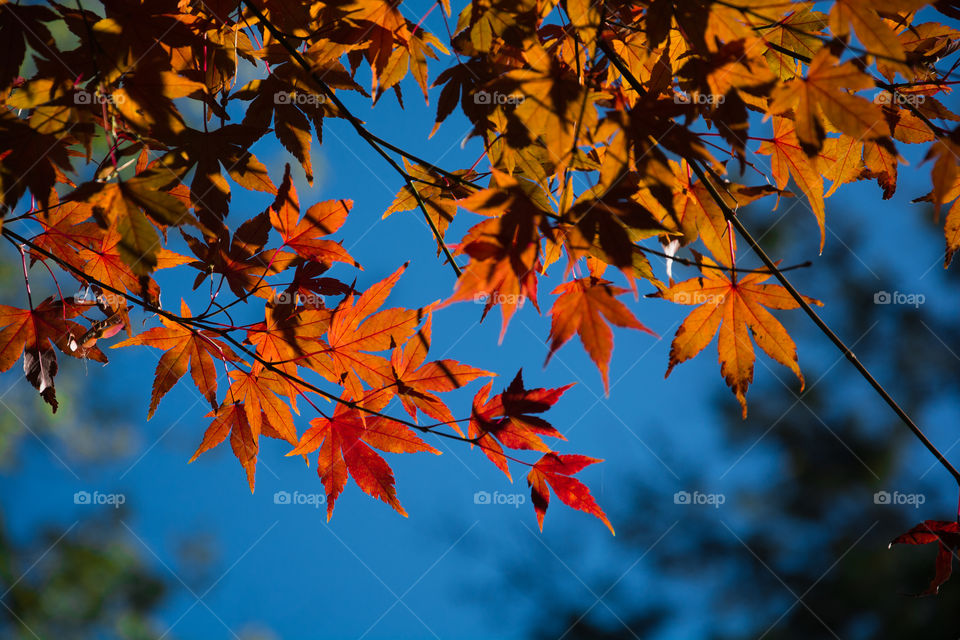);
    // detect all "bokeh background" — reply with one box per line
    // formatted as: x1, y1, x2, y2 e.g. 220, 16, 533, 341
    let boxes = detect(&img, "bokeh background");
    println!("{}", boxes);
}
2, 2, 960, 638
